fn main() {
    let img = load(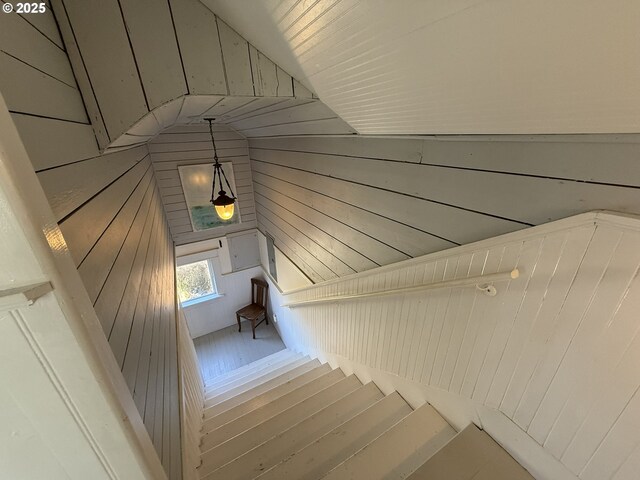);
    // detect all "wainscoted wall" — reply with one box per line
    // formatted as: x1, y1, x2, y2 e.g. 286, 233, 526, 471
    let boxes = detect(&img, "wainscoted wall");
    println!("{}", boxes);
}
249, 135, 640, 283
0, 9, 181, 479
268, 212, 640, 480
149, 124, 257, 245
